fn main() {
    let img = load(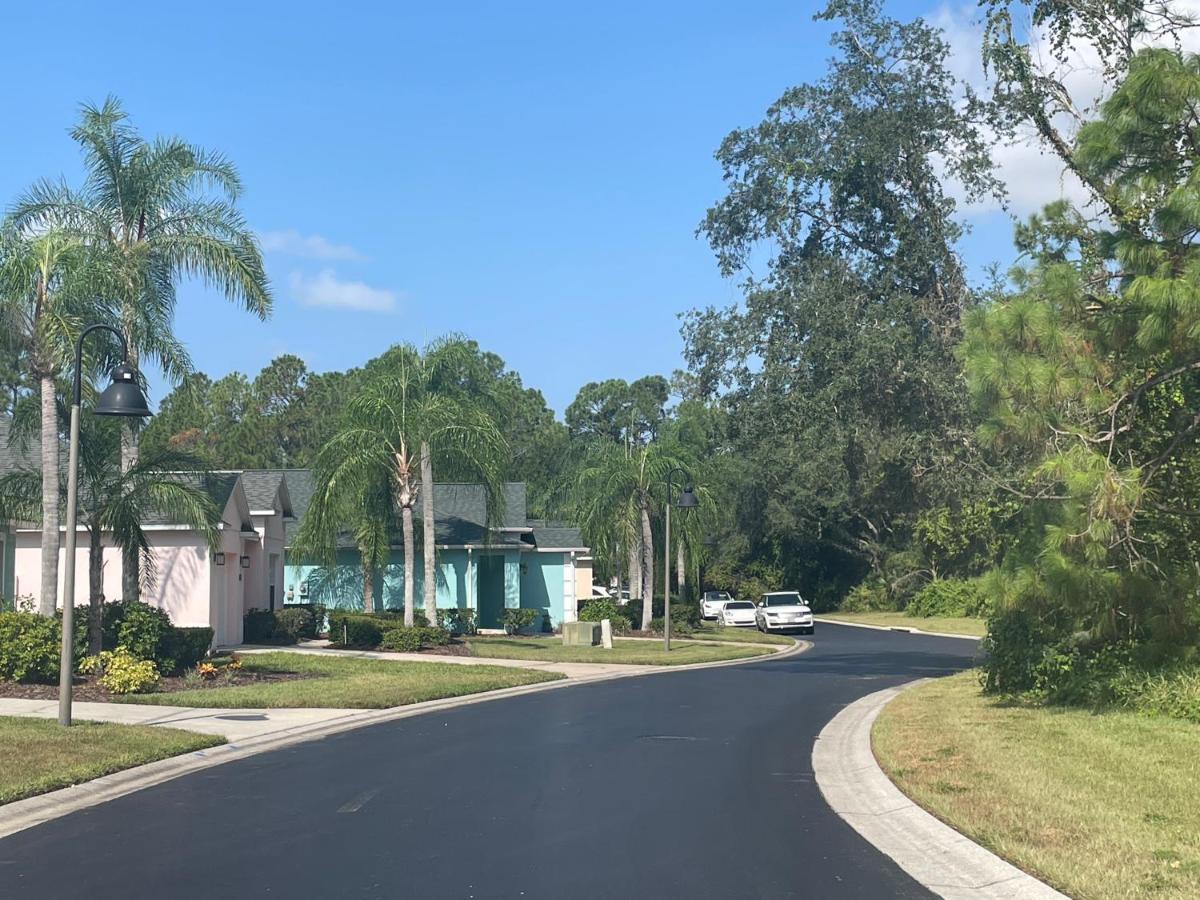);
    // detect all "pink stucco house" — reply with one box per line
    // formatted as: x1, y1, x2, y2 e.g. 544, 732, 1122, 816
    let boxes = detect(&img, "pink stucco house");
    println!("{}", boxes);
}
3, 431, 294, 647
